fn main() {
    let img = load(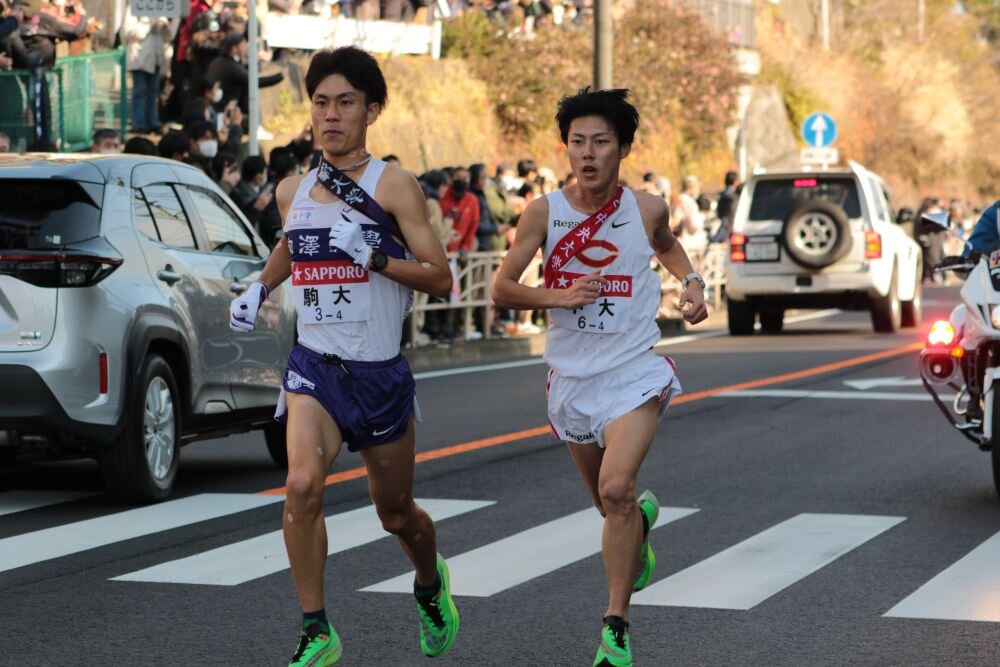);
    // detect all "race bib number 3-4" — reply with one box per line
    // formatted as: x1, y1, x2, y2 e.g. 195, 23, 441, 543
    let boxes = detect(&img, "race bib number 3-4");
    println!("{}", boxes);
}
550, 272, 632, 334
292, 260, 371, 324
